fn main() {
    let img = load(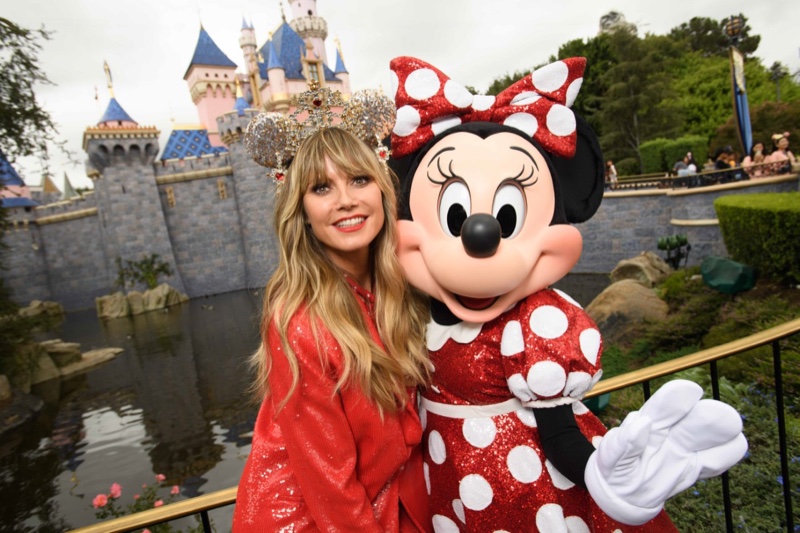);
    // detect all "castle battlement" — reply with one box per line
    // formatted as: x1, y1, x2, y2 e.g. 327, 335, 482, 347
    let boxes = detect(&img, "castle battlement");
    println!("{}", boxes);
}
155, 152, 233, 178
